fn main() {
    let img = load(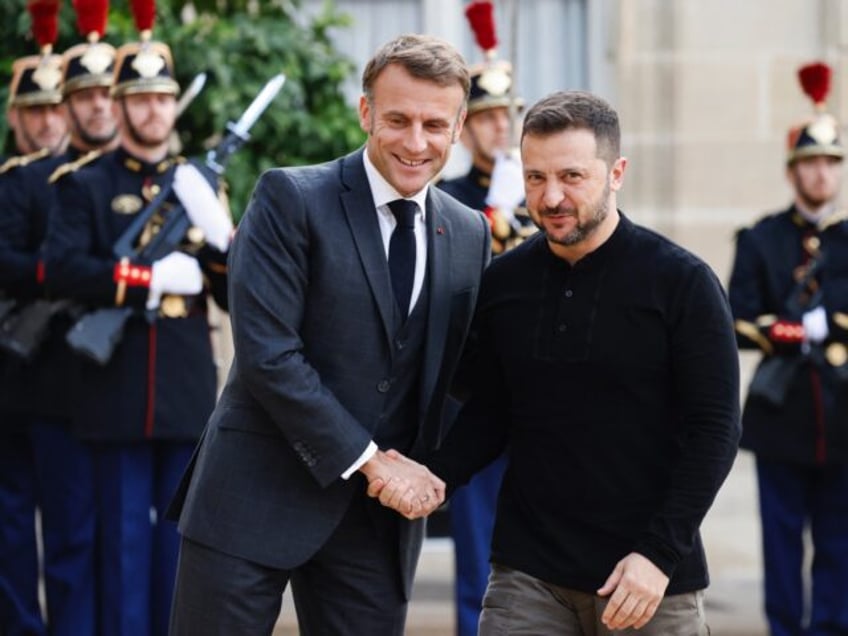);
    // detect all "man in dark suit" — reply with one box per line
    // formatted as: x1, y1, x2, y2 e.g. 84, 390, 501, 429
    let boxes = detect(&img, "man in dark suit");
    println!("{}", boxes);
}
168, 33, 490, 635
